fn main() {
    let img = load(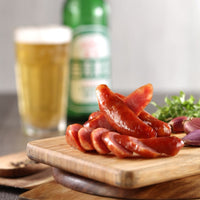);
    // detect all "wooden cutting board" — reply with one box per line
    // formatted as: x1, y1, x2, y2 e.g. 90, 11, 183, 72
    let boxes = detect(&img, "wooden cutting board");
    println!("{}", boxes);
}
19, 169, 200, 200
19, 181, 119, 200
51, 167, 200, 199
26, 135, 200, 189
